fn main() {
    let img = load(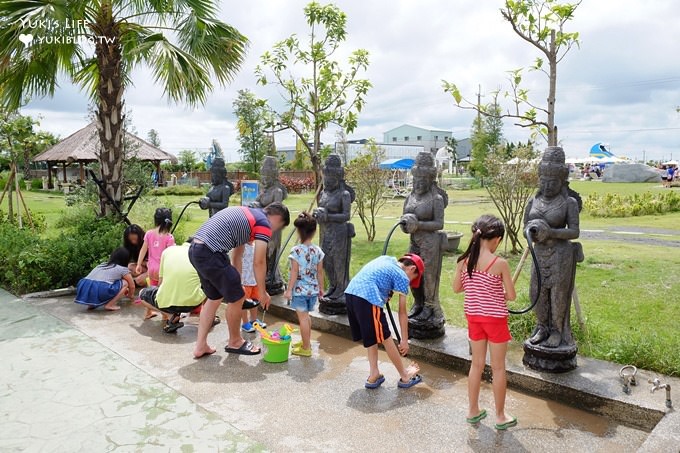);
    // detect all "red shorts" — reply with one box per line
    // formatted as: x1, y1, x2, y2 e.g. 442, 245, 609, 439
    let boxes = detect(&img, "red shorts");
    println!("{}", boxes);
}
466, 315, 511, 343
243, 285, 260, 301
